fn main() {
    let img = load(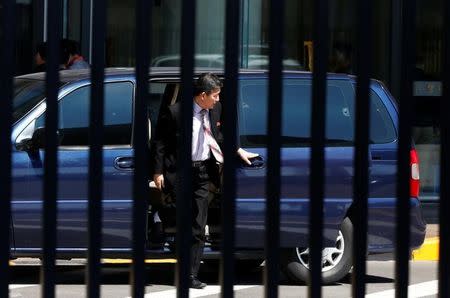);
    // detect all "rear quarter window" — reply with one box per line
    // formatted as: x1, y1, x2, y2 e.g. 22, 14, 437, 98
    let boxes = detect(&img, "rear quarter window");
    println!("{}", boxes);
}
238, 78, 355, 147
238, 78, 396, 147
369, 90, 397, 143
